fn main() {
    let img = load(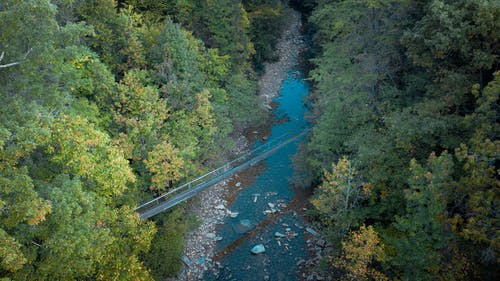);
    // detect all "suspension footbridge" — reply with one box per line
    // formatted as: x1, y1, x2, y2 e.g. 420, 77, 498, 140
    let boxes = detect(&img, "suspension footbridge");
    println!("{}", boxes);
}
135, 128, 310, 220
